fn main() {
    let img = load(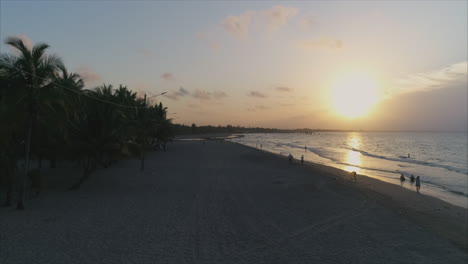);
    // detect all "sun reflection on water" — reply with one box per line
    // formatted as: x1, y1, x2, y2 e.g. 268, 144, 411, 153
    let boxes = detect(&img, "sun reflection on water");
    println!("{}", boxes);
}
344, 134, 362, 173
